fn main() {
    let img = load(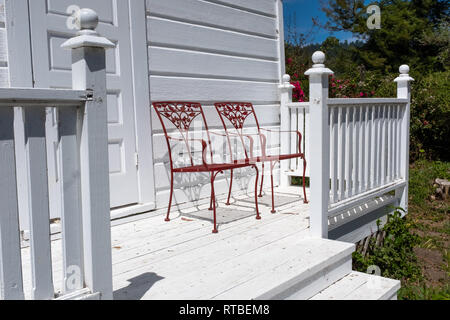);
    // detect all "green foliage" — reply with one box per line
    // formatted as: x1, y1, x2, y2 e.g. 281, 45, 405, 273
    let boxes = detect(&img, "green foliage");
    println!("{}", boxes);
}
399, 284, 450, 300
320, 0, 450, 73
410, 71, 450, 161
409, 160, 450, 208
352, 208, 421, 281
